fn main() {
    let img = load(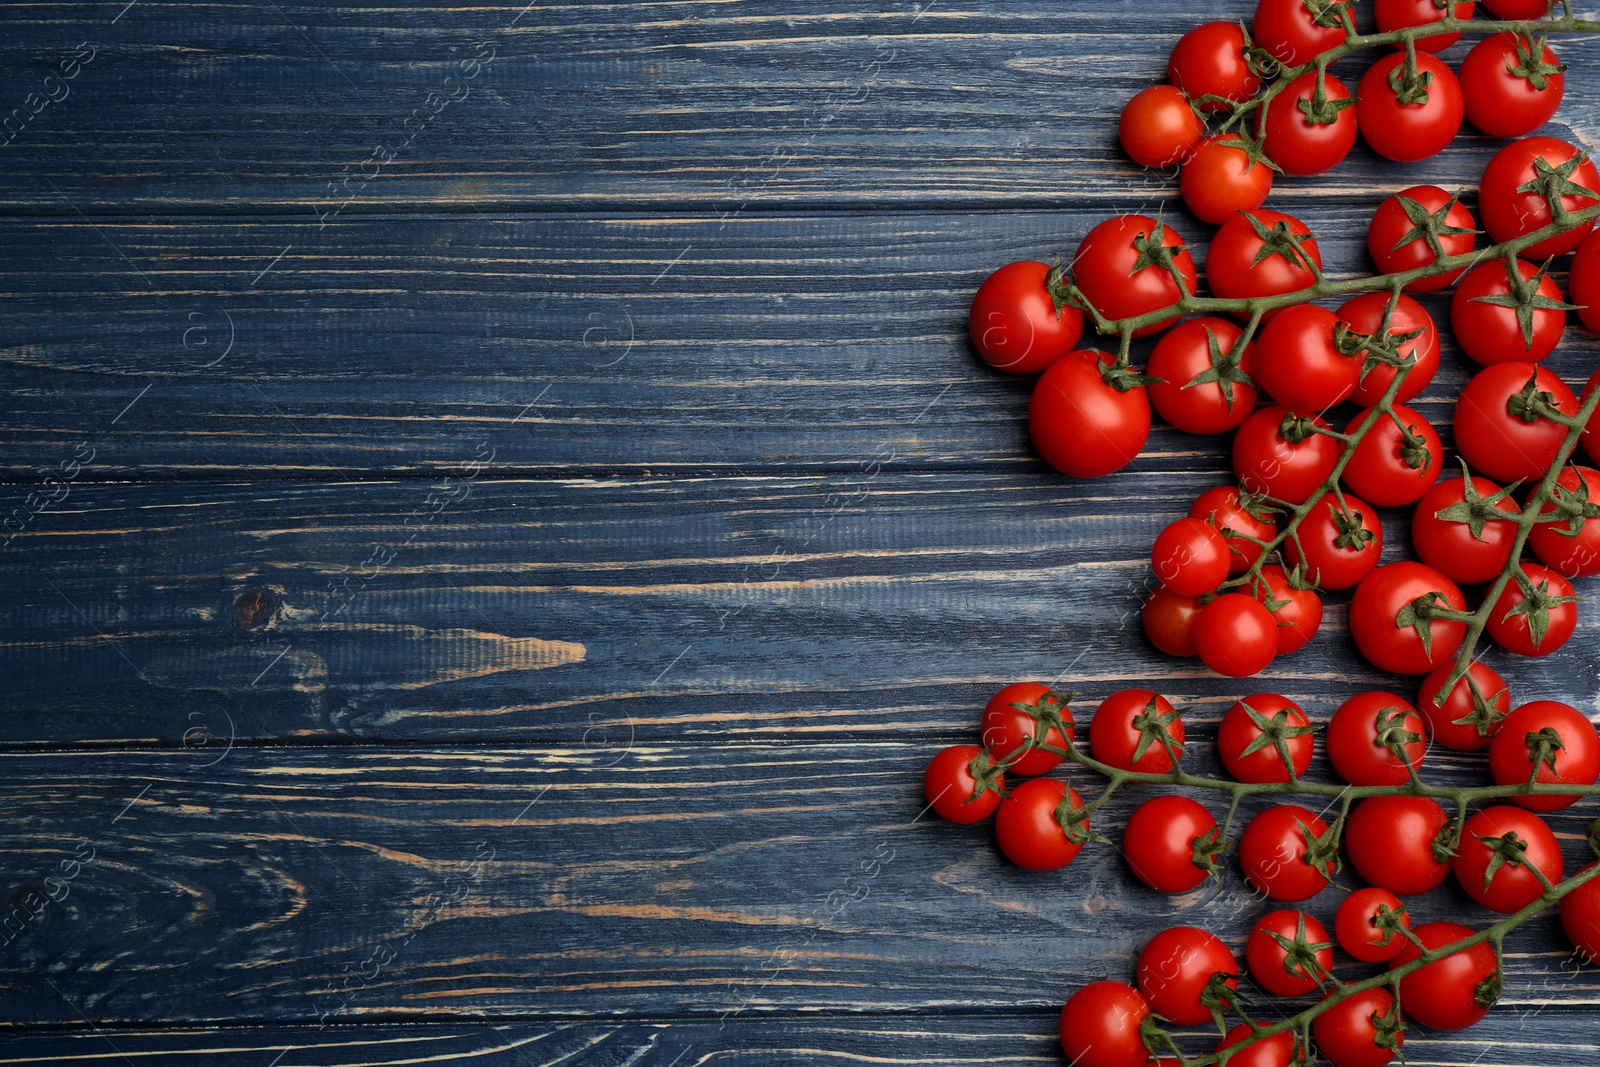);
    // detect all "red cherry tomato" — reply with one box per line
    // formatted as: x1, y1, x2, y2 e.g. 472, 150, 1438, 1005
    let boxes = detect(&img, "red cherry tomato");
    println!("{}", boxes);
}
1453, 805, 1563, 913
1240, 804, 1333, 902
1356, 52, 1464, 162
1143, 587, 1203, 657
1152, 517, 1231, 596
1254, 304, 1359, 411
1327, 690, 1427, 786
1488, 699, 1600, 811
1246, 909, 1333, 996
1346, 795, 1452, 895
1571, 231, 1600, 335
979, 682, 1073, 777
1315, 988, 1402, 1067
1417, 658, 1512, 750
1195, 594, 1279, 678
1169, 21, 1261, 110
1260, 70, 1357, 175
1120, 85, 1205, 169
1338, 291, 1440, 405
1480, 136, 1600, 258
1189, 484, 1279, 573
1029, 350, 1152, 478
1147, 318, 1260, 435
1453, 361, 1578, 484
1285, 491, 1383, 590
1390, 922, 1498, 1030
969, 261, 1084, 374
1253, 563, 1323, 652
1350, 561, 1468, 675
1207, 209, 1322, 311
1059, 981, 1151, 1067
1450, 256, 1568, 366
1482, 0, 1555, 14
1217, 692, 1314, 782
995, 778, 1087, 871
1135, 926, 1238, 1026
1215, 1024, 1300, 1067
1585, 369, 1600, 467
1367, 185, 1476, 292
1561, 862, 1600, 963
1336, 887, 1412, 963
1462, 33, 1564, 138
1411, 472, 1521, 584
1123, 795, 1221, 893
1529, 466, 1600, 578
1254, 0, 1346, 66
1232, 406, 1339, 504
1376, 0, 1474, 51
1342, 403, 1443, 507
1487, 562, 1578, 656
1180, 135, 1274, 225
1090, 689, 1186, 774
924, 744, 1003, 824
1073, 215, 1197, 338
